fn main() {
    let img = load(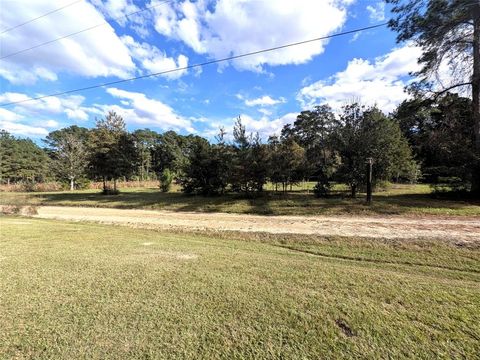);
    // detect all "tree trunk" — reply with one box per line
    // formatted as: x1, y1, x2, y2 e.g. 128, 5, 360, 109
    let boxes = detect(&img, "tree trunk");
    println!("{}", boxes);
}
70, 178, 74, 191
351, 184, 357, 198
103, 176, 106, 191
113, 178, 117, 191
472, 4, 480, 193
